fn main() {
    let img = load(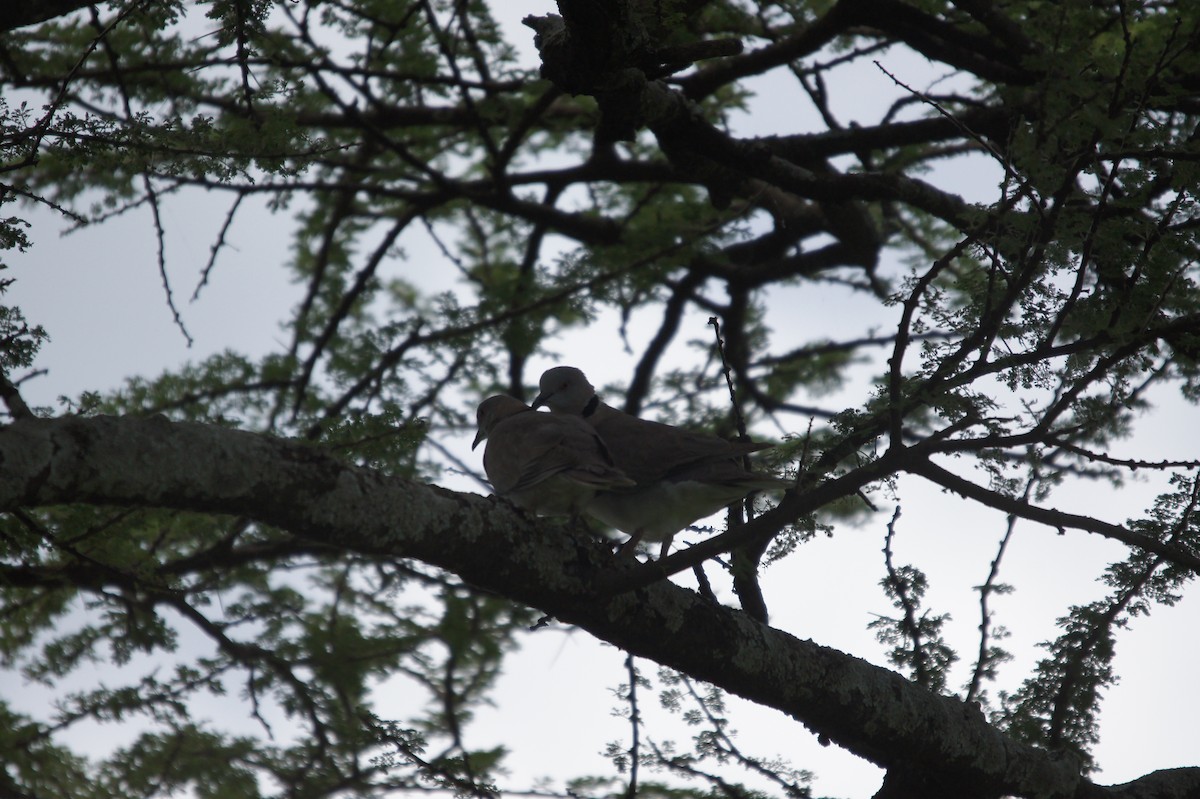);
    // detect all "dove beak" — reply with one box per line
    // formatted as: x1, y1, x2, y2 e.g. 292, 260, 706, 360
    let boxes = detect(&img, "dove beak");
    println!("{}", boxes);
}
531, 391, 550, 410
